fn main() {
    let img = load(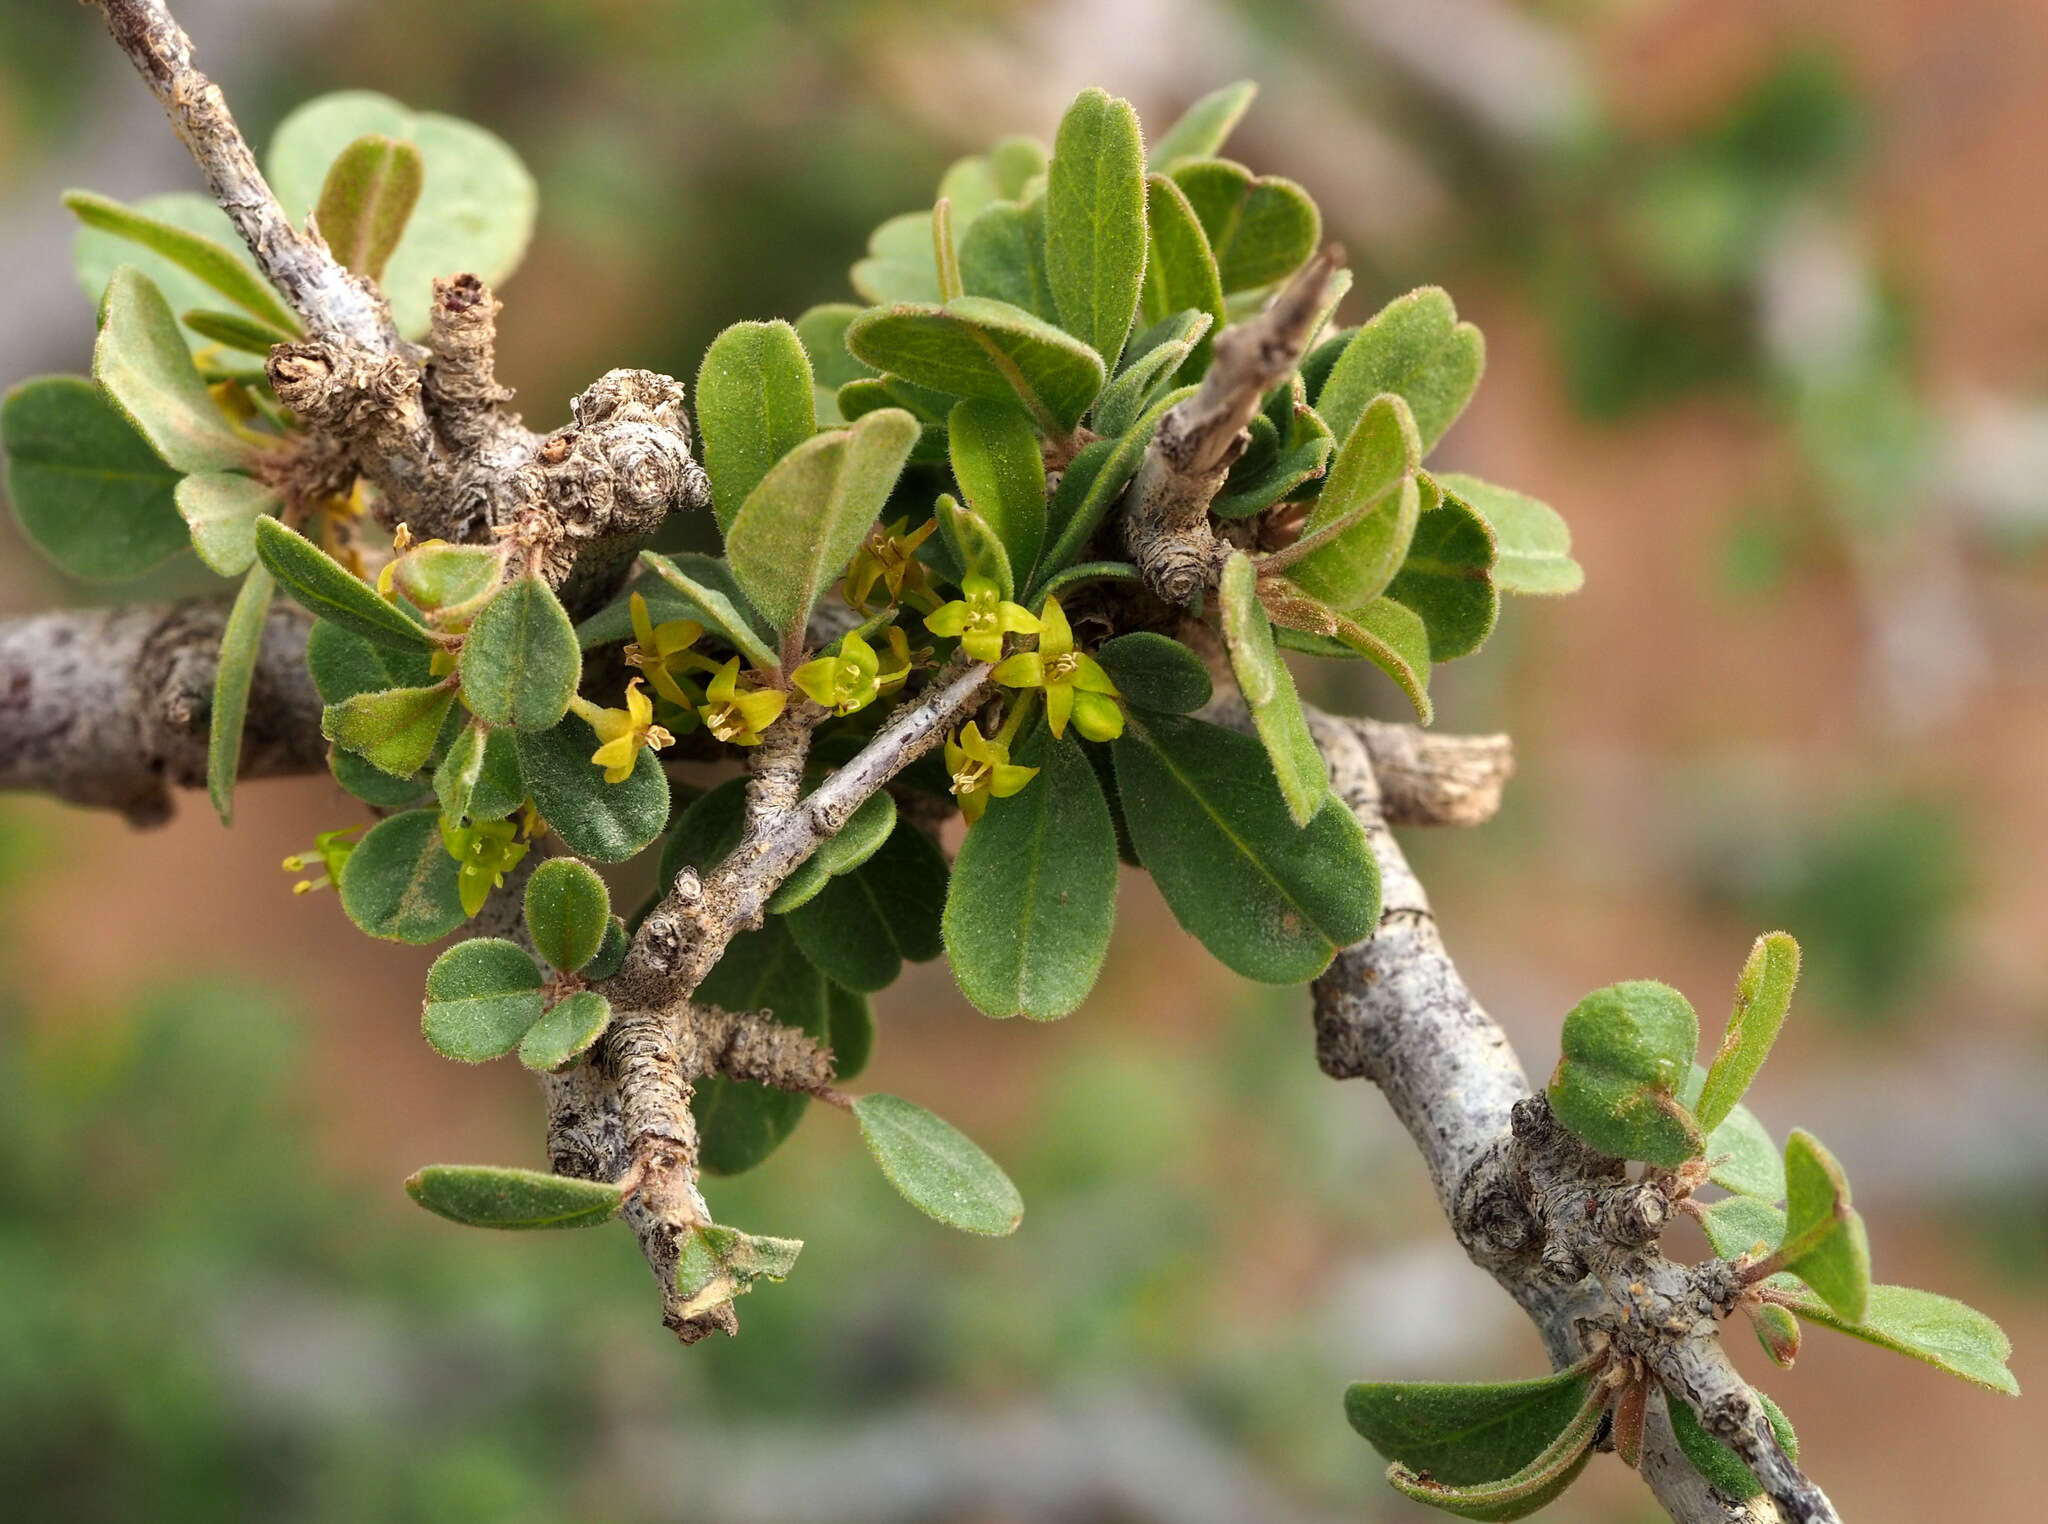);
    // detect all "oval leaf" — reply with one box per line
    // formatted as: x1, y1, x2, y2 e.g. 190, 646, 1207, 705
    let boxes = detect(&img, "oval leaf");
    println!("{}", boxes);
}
1345, 1367, 1594, 1488
524, 857, 612, 973
853, 1092, 1023, 1236
1781, 1128, 1870, 1322
948, 397, 1046, 578
314, 133, 424, 282
1094, 631, 1211, 714
1318, 286, 1485, 456
1547, 980, 1703, 1168
1695, 932, 1800, 1135
1046, 87, 1148, 364
845, 298, 1106, 437
323, 682, 457, 778
405, 1164, 620, 1230
519, 990, 613, 1072
2, 375, 188, 582
176, 469, 281, 577
339, 809, 468, 944
459, 576, 580, 729
516, 713, 669, 863
1220, 551, 1328, 825
94, 265, 256, 473
697, 319, 819, 534
256, 516, 436, 651
422, 936, 546, 1062
207, 565, 274, 824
